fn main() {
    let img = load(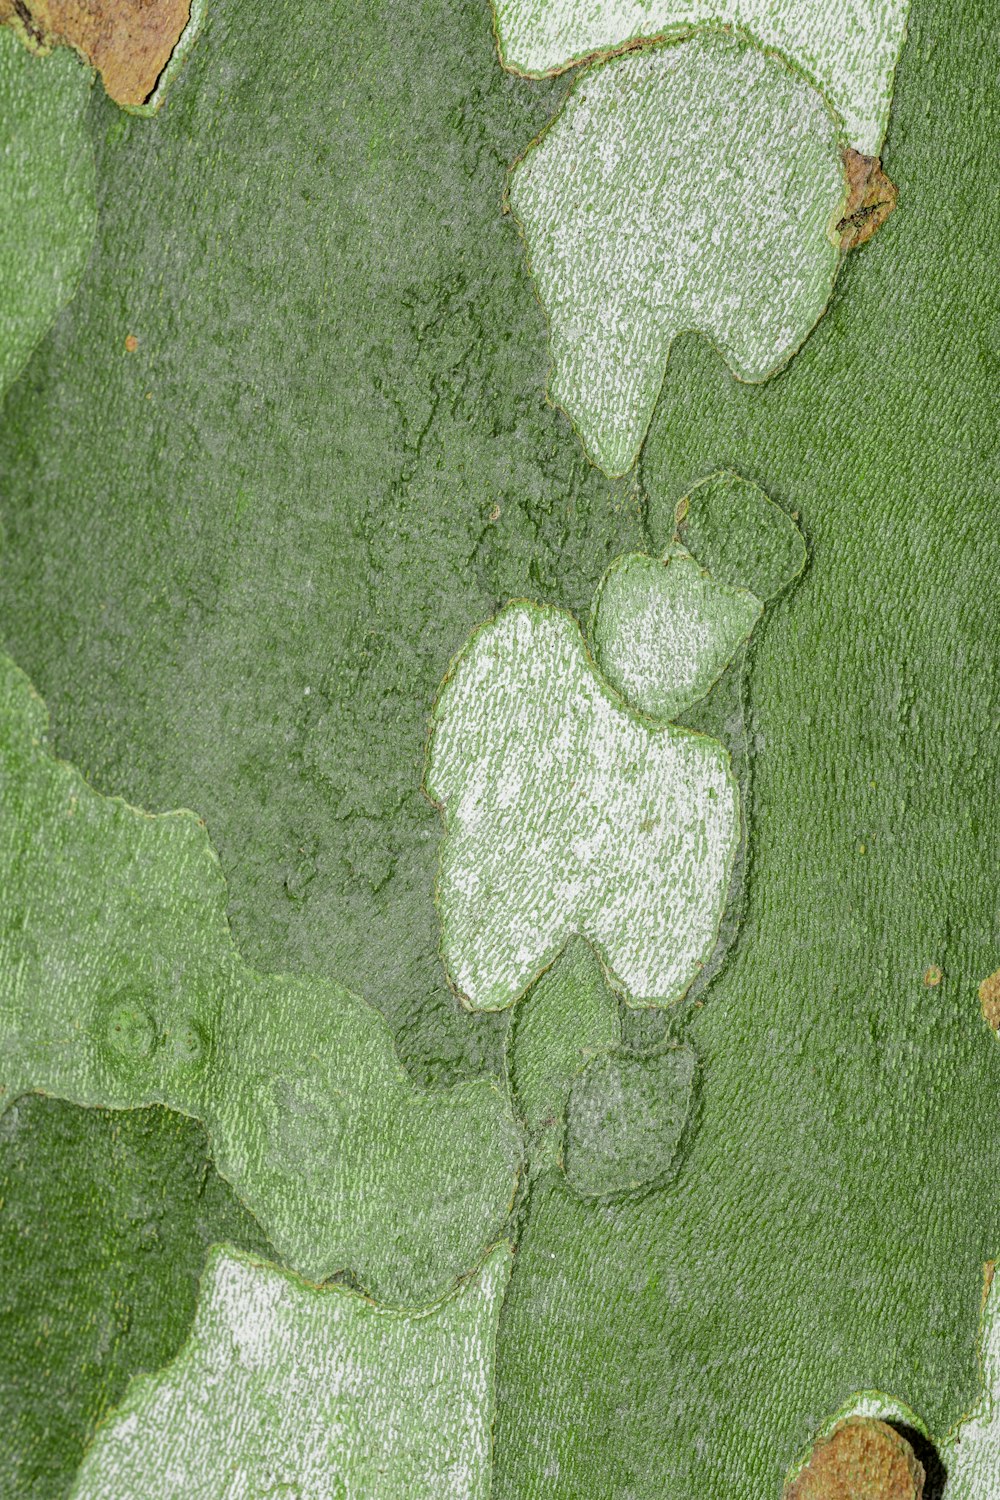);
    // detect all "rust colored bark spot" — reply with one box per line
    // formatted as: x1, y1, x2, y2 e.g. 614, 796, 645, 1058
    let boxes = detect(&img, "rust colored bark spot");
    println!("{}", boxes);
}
1, 0, 190, 106
979, 969, 1000, 1031
838, 150, 899, 251
785, 1418, 924, 1500
923, 965, 943, 987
